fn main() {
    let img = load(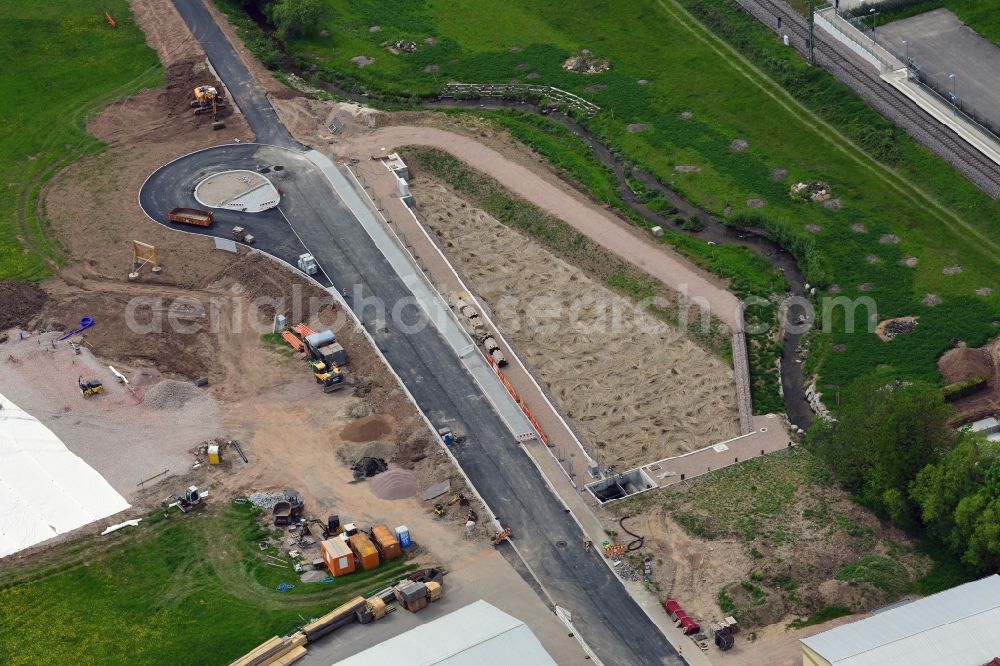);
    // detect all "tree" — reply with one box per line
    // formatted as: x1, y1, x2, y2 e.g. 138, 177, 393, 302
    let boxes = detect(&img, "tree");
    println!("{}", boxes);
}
910, 435, 990, 549
268, 0, 325, 41
808, 377, 956, 524
912, 439, 1000, 571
